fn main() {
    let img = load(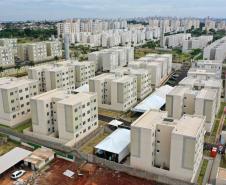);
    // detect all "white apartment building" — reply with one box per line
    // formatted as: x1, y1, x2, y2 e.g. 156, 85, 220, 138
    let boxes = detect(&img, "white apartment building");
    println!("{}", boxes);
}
130, 110, 205, 182
205, 18, 216, 32
192, 60, 223, 79
31, 89, 98, 143
0, 77, 39, 127
111, 67, 152, 100
128, 54, 172, 88
179, 77, 222, 114
28, 63, 75, 92
166, 86, 218, 132
204, 36, 226, 60
61, 60, 96, 87
164, 33, 191, 48
18, 41, 62, 63
182, 35, 213, 52
188, 68, 222, 80
88, 47, 134, 72
89, 73, 137, 112
0, 38, 17, 56
57, 19, 80, 38
46, 41, 62, 59
0, 46, 14, 67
